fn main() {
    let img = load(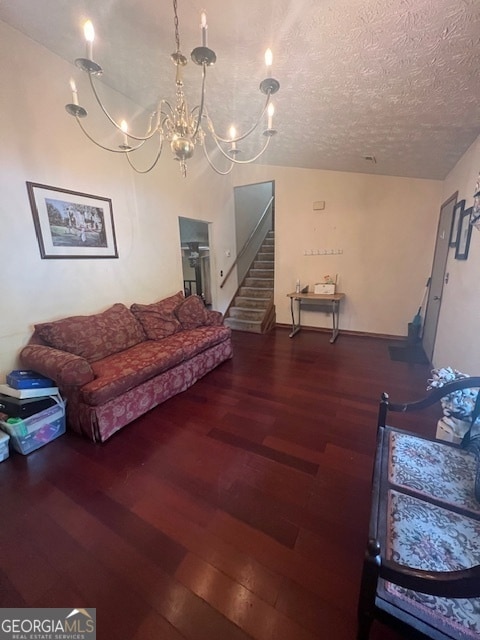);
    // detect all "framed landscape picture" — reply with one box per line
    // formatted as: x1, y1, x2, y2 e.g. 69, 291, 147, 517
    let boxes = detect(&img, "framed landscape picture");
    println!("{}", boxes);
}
26, 182, 118, 259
